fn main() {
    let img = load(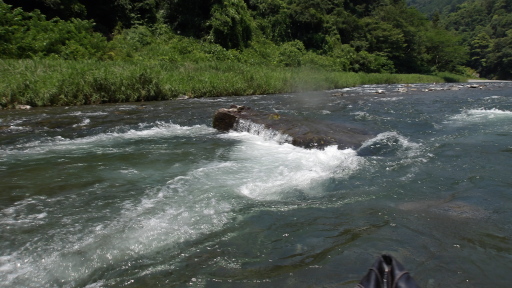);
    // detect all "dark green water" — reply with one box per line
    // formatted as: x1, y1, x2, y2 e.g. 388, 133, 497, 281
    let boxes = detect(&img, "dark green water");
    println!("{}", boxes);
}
1, 83, 512, 287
